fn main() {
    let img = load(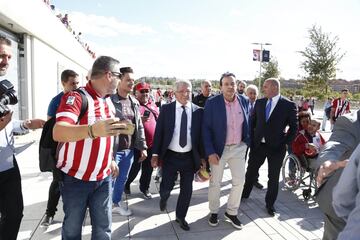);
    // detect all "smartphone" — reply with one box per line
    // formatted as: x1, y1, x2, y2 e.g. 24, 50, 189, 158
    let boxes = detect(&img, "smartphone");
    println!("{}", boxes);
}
143, 110, 151, 118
